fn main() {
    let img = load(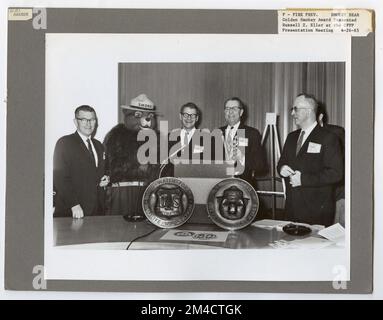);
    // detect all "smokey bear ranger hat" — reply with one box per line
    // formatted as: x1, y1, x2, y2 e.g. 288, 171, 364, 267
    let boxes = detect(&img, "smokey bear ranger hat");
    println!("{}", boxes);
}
121, 94, 157, 112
